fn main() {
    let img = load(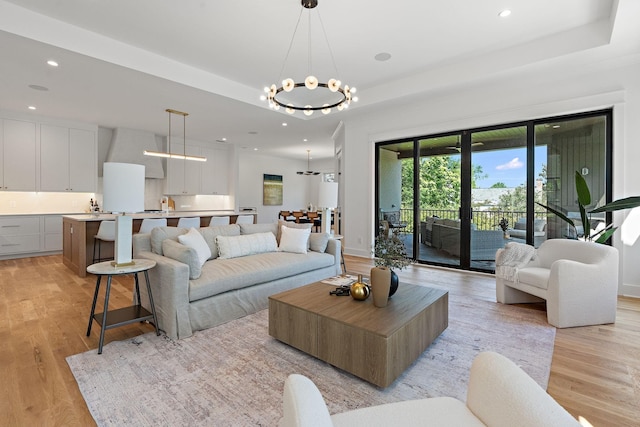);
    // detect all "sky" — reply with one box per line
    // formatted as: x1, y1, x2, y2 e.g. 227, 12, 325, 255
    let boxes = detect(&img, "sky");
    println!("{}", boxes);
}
470, 146, 547, 188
